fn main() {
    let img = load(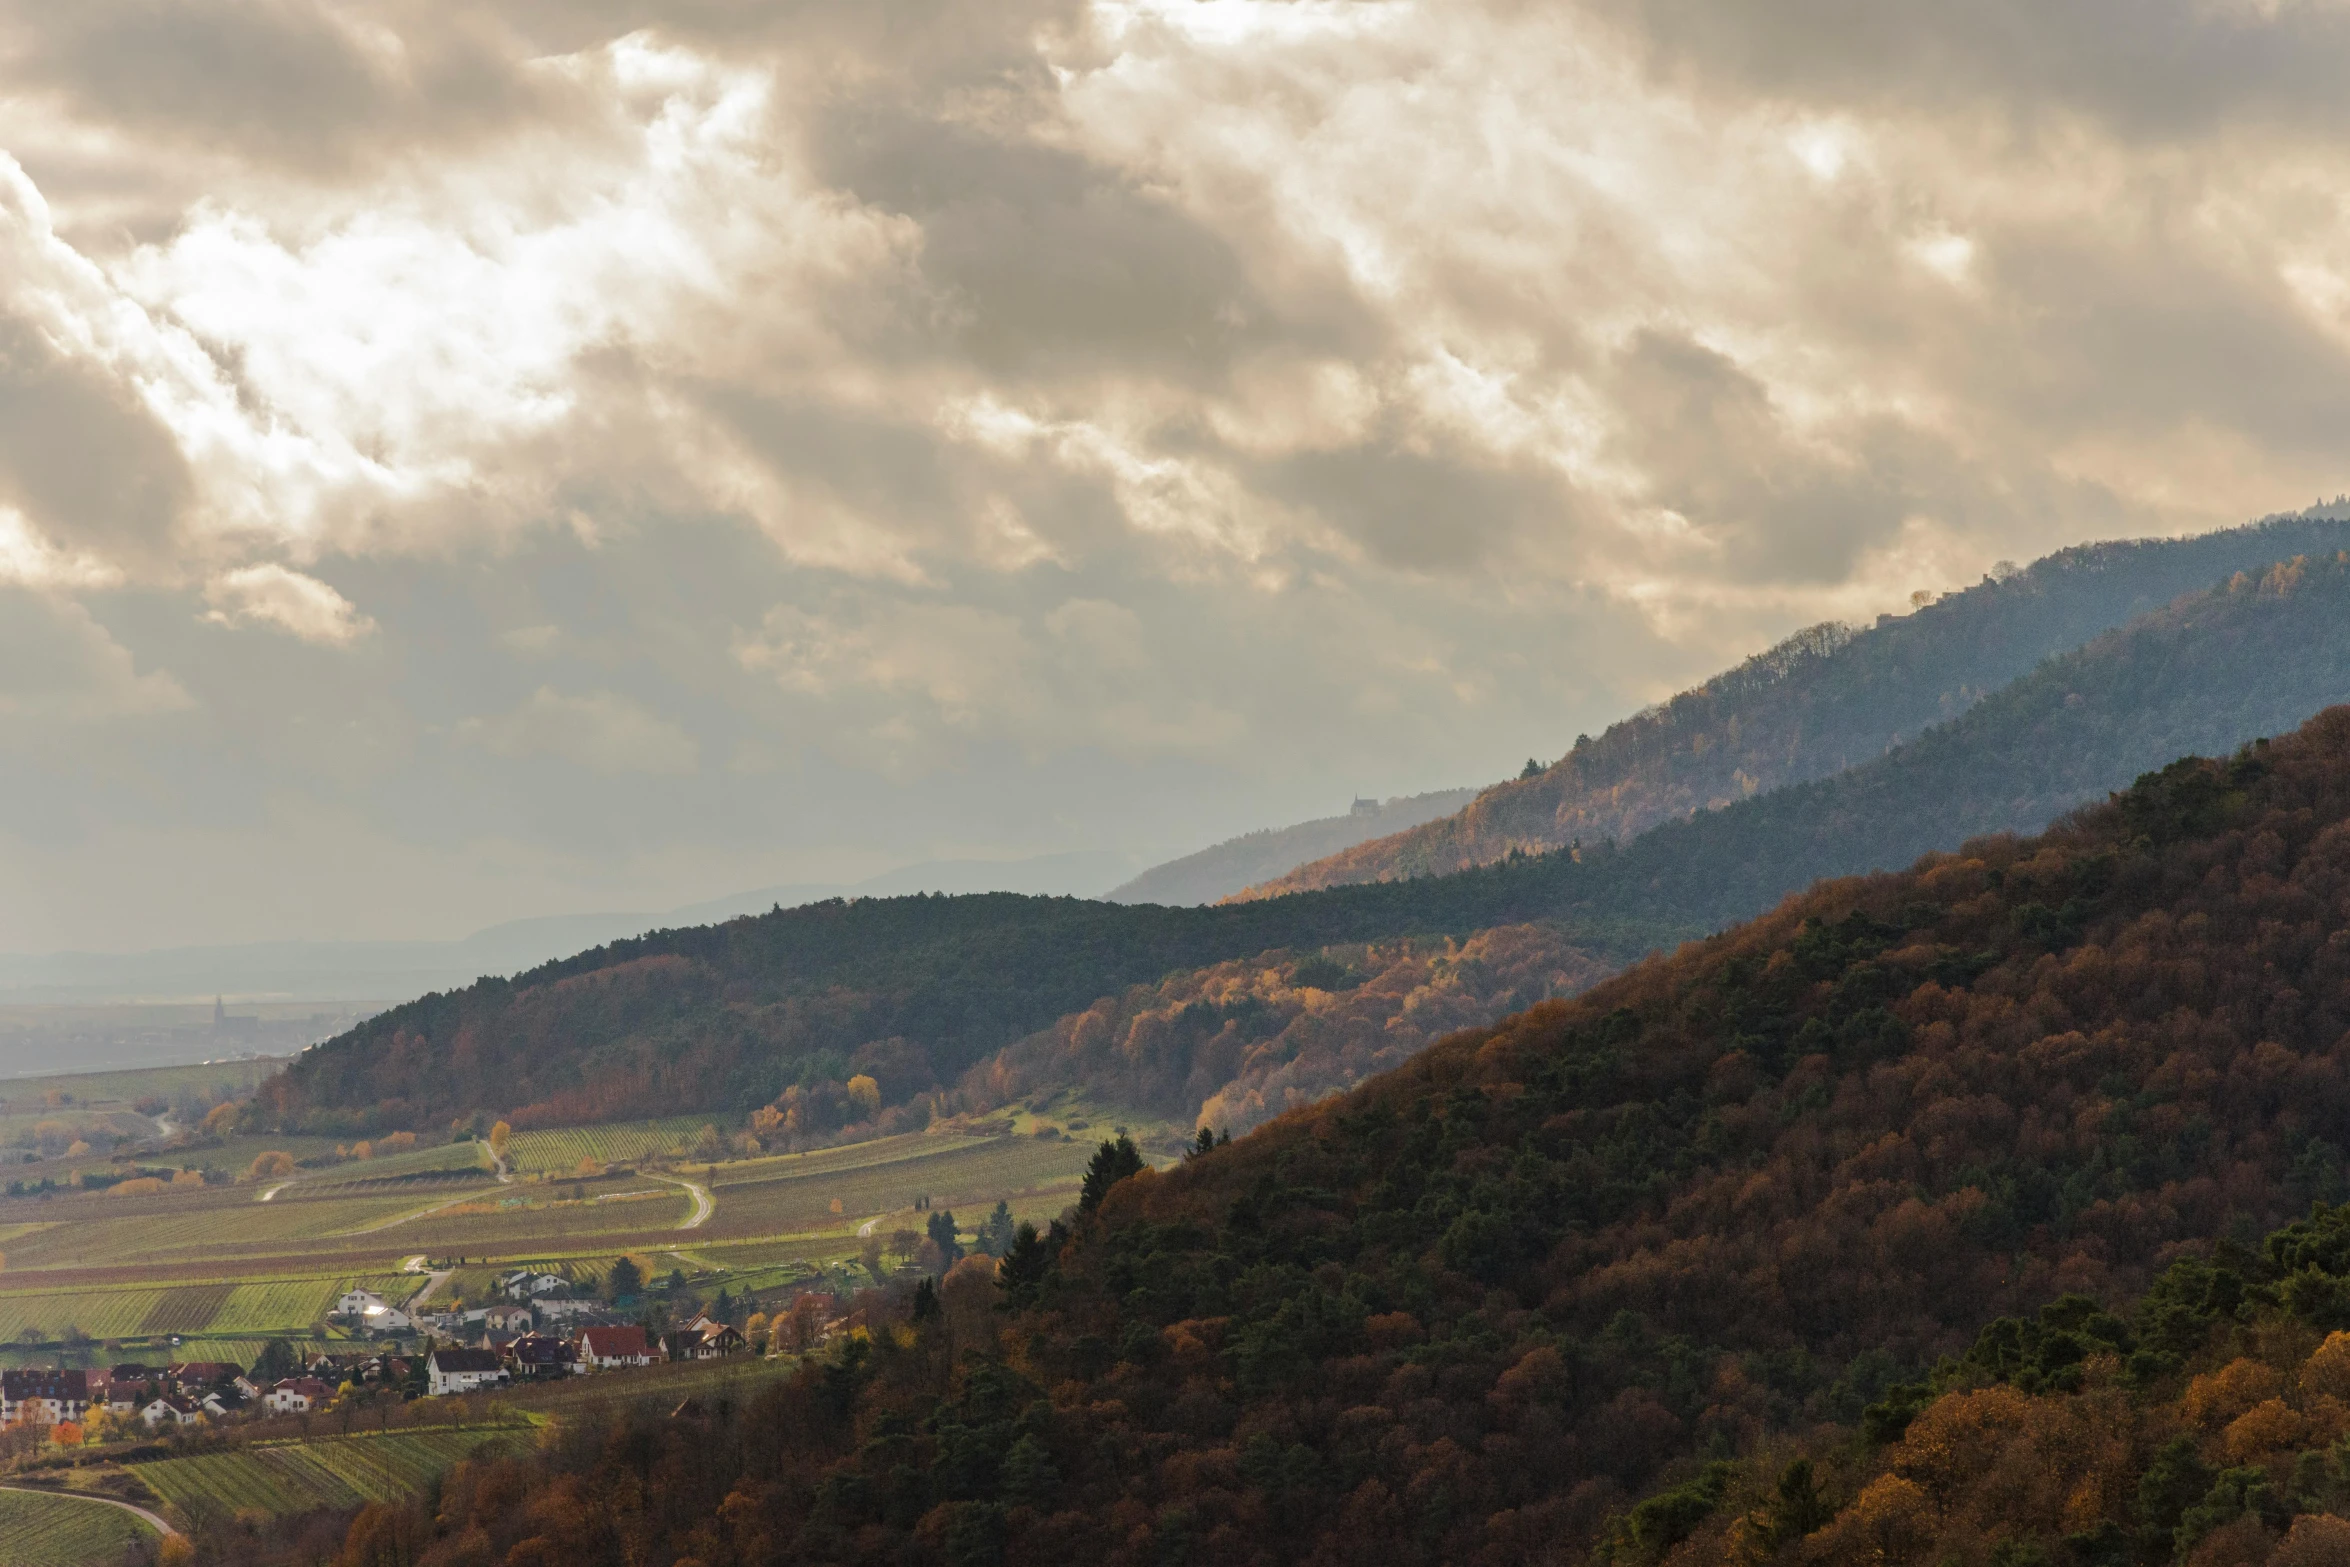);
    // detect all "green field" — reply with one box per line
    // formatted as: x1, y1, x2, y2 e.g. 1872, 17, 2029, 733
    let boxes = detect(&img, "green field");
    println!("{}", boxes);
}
504, 1118, 713, 1175
0, 1487, 159, 1565
134, 1427, 524, 1525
